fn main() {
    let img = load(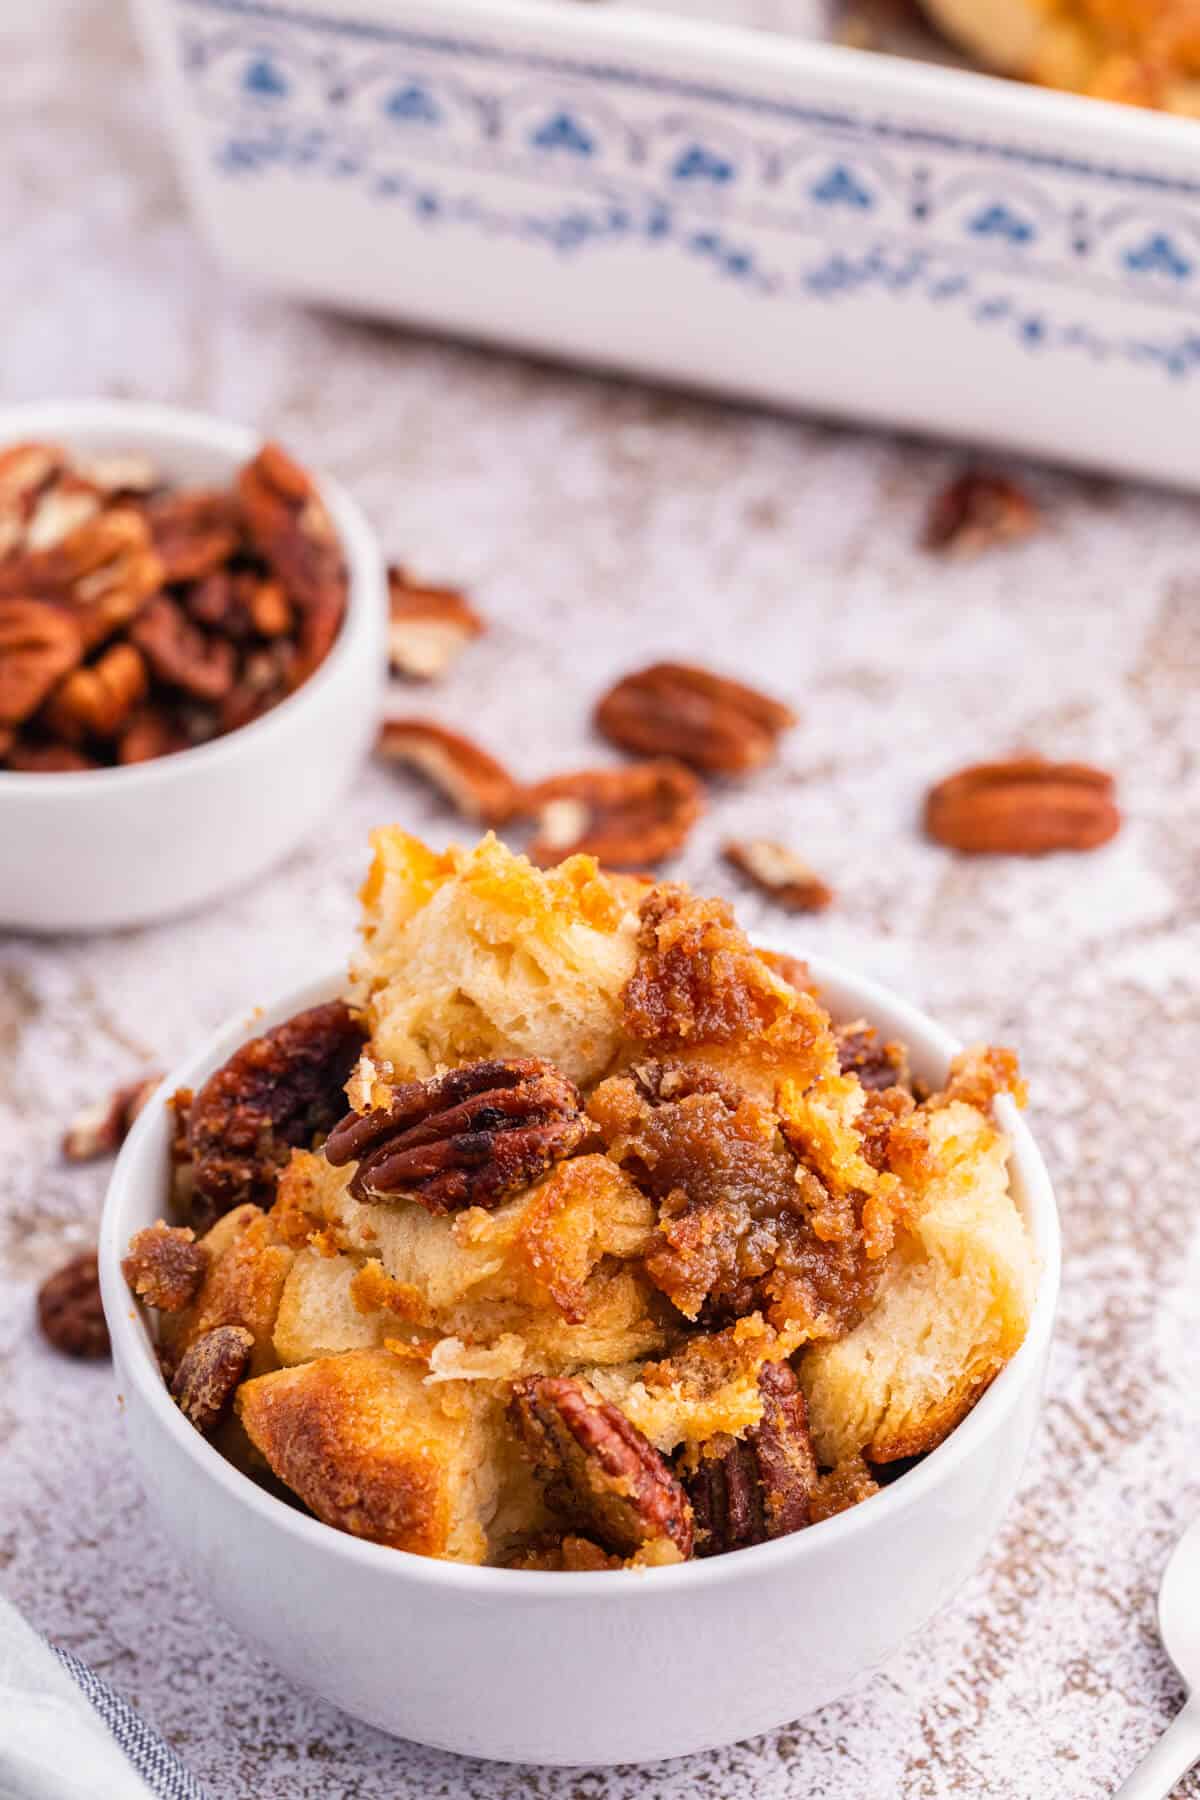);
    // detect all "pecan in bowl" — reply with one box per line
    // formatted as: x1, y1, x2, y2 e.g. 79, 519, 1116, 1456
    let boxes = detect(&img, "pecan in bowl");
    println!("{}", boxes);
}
0, 406, 384, 933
